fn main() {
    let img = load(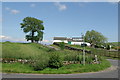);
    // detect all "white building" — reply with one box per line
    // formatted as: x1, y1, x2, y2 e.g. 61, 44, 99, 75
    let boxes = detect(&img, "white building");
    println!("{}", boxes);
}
70, 42, 91, 46
53, 37, 68, 43
53, 37, 91, 46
